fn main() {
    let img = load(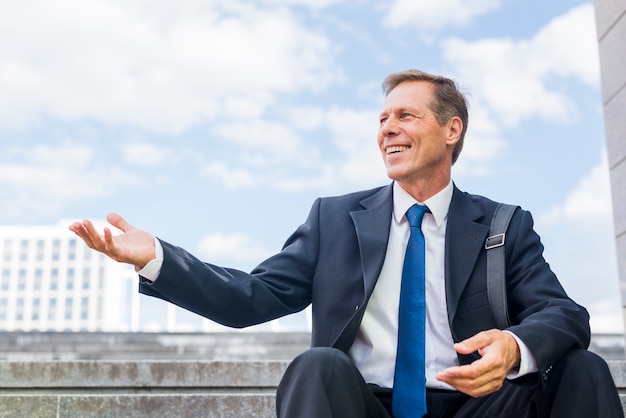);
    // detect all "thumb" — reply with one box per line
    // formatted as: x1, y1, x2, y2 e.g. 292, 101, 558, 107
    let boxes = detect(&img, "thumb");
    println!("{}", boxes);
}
106, 212, 133, 233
